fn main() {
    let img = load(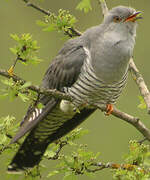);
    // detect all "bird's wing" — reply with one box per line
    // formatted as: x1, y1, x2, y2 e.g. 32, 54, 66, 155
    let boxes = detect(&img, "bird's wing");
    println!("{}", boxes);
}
10, 39, 87, 144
